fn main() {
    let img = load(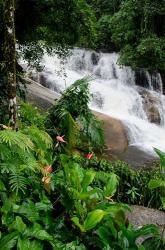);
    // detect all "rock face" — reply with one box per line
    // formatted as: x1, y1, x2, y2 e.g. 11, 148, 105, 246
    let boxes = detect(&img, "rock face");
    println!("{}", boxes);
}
94, 111, 128, 158
30, 72, 62, 93
135, 69, 163, 93
127, 205, 165, 239
138, 88, 161, 124
26, 78, 59, 110
119, 145, 157, 168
